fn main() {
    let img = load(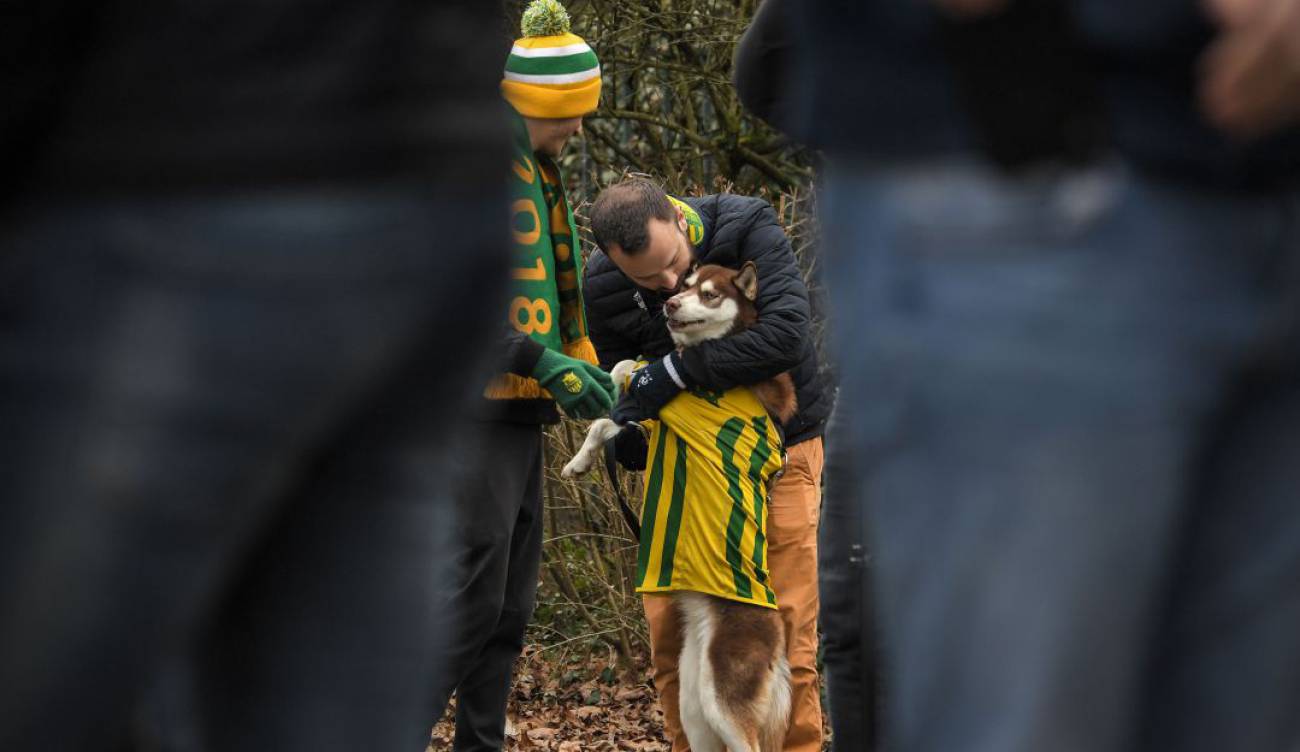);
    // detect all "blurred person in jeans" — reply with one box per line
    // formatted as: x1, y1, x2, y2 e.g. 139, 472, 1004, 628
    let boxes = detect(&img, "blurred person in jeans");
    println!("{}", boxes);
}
734, 3, 879, 748
741, 0, 1300, 750
0, 2, 512, 750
